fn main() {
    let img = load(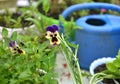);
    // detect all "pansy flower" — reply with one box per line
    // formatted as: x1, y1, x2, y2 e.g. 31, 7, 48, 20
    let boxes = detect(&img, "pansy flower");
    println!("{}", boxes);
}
45, 25, 61, 45
9, 41, 25, 54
